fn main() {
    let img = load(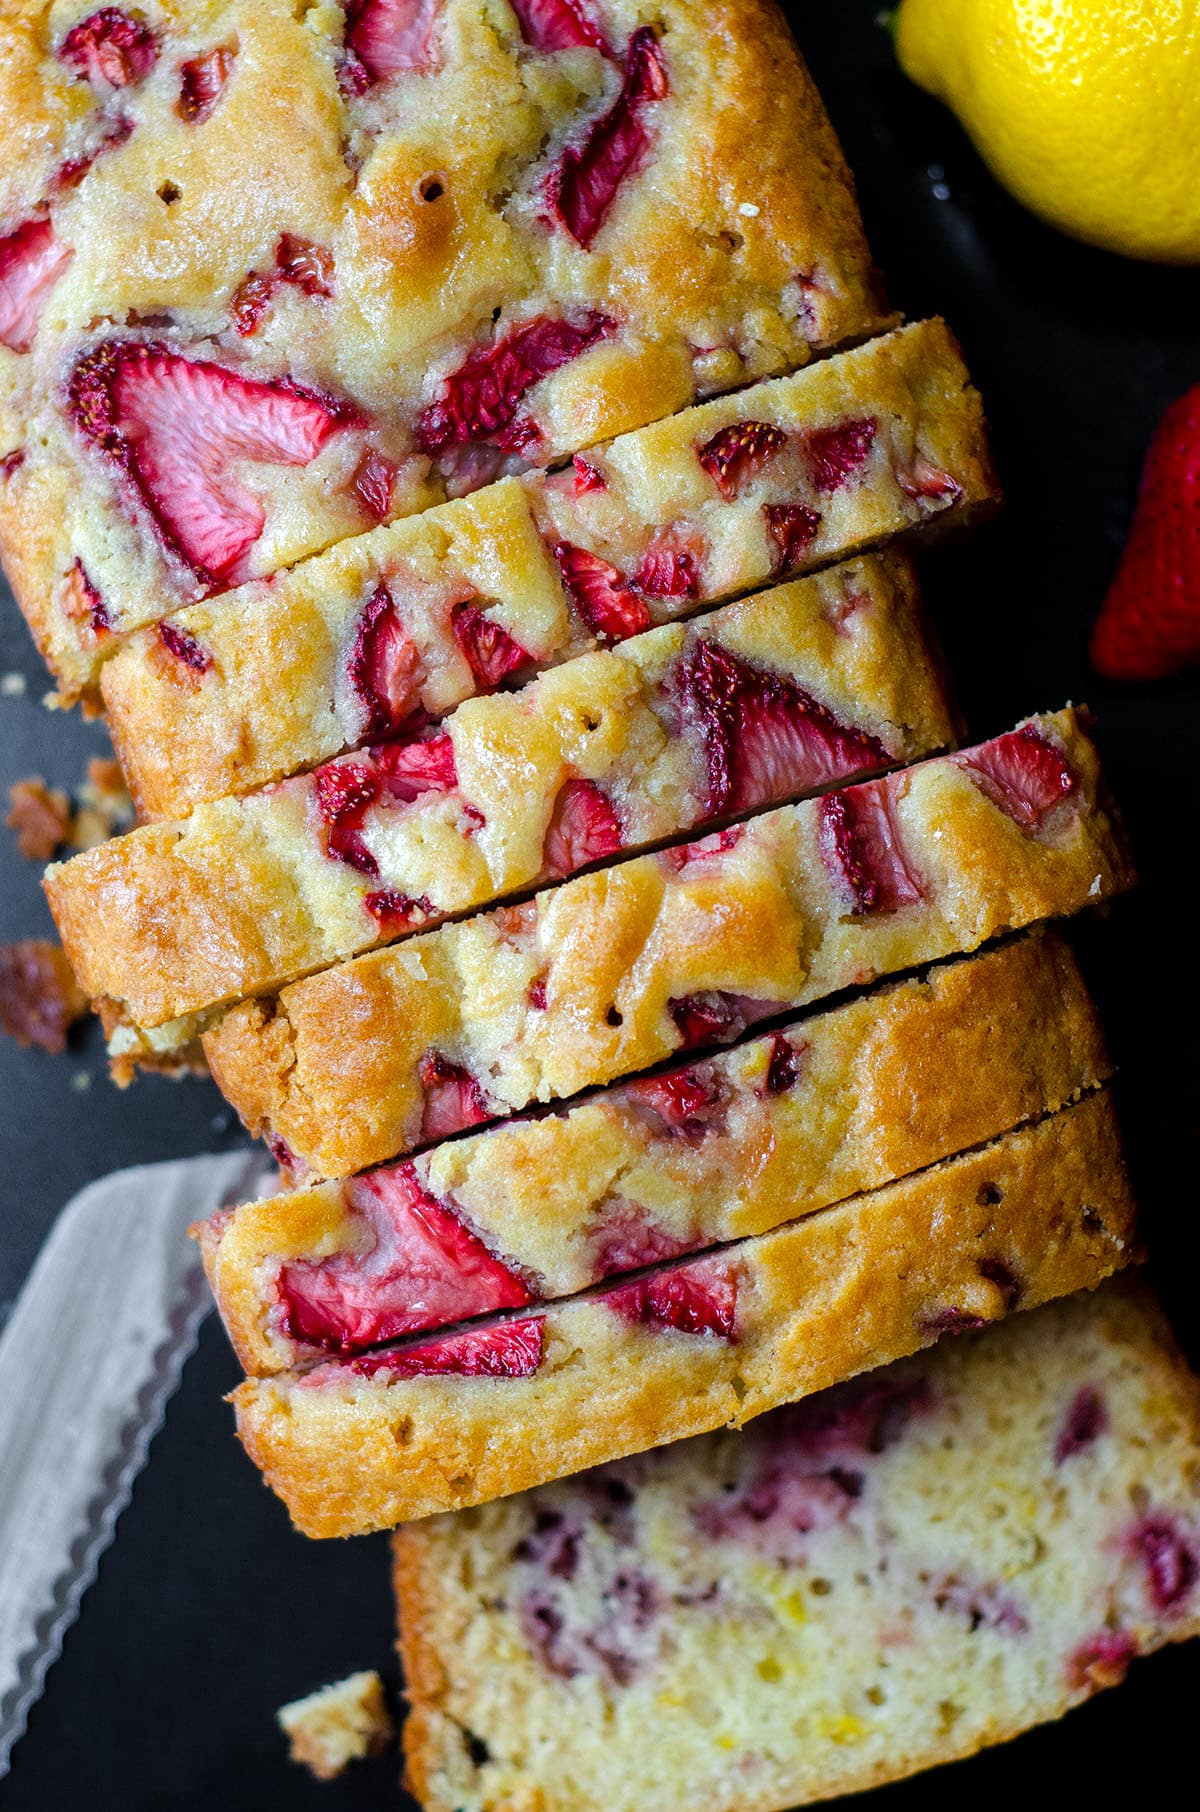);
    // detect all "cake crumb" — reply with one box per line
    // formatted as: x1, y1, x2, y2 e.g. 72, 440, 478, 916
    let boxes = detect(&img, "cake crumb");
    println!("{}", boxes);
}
5, 759, 133, 863
277, 1671, 393, 1781
0, 940, 88, 1052
1, 672, 27, 697
6, 778, 73, 860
